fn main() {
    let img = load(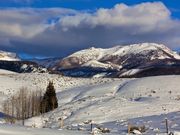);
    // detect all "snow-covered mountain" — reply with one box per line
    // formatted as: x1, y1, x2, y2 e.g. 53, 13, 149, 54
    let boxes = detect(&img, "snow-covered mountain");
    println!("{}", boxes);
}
0, 50, 48, 73
0, 60, 48, 73
2, 43, 180, 77
48, 43, 180, 77
1, 45, 180, 134
32, 57, 60, 69
0, 50, 20, 61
